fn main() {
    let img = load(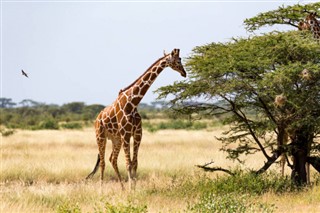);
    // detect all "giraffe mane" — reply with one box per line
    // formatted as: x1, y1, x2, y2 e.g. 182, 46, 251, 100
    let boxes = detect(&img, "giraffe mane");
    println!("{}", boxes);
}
119, 55, 167, 94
